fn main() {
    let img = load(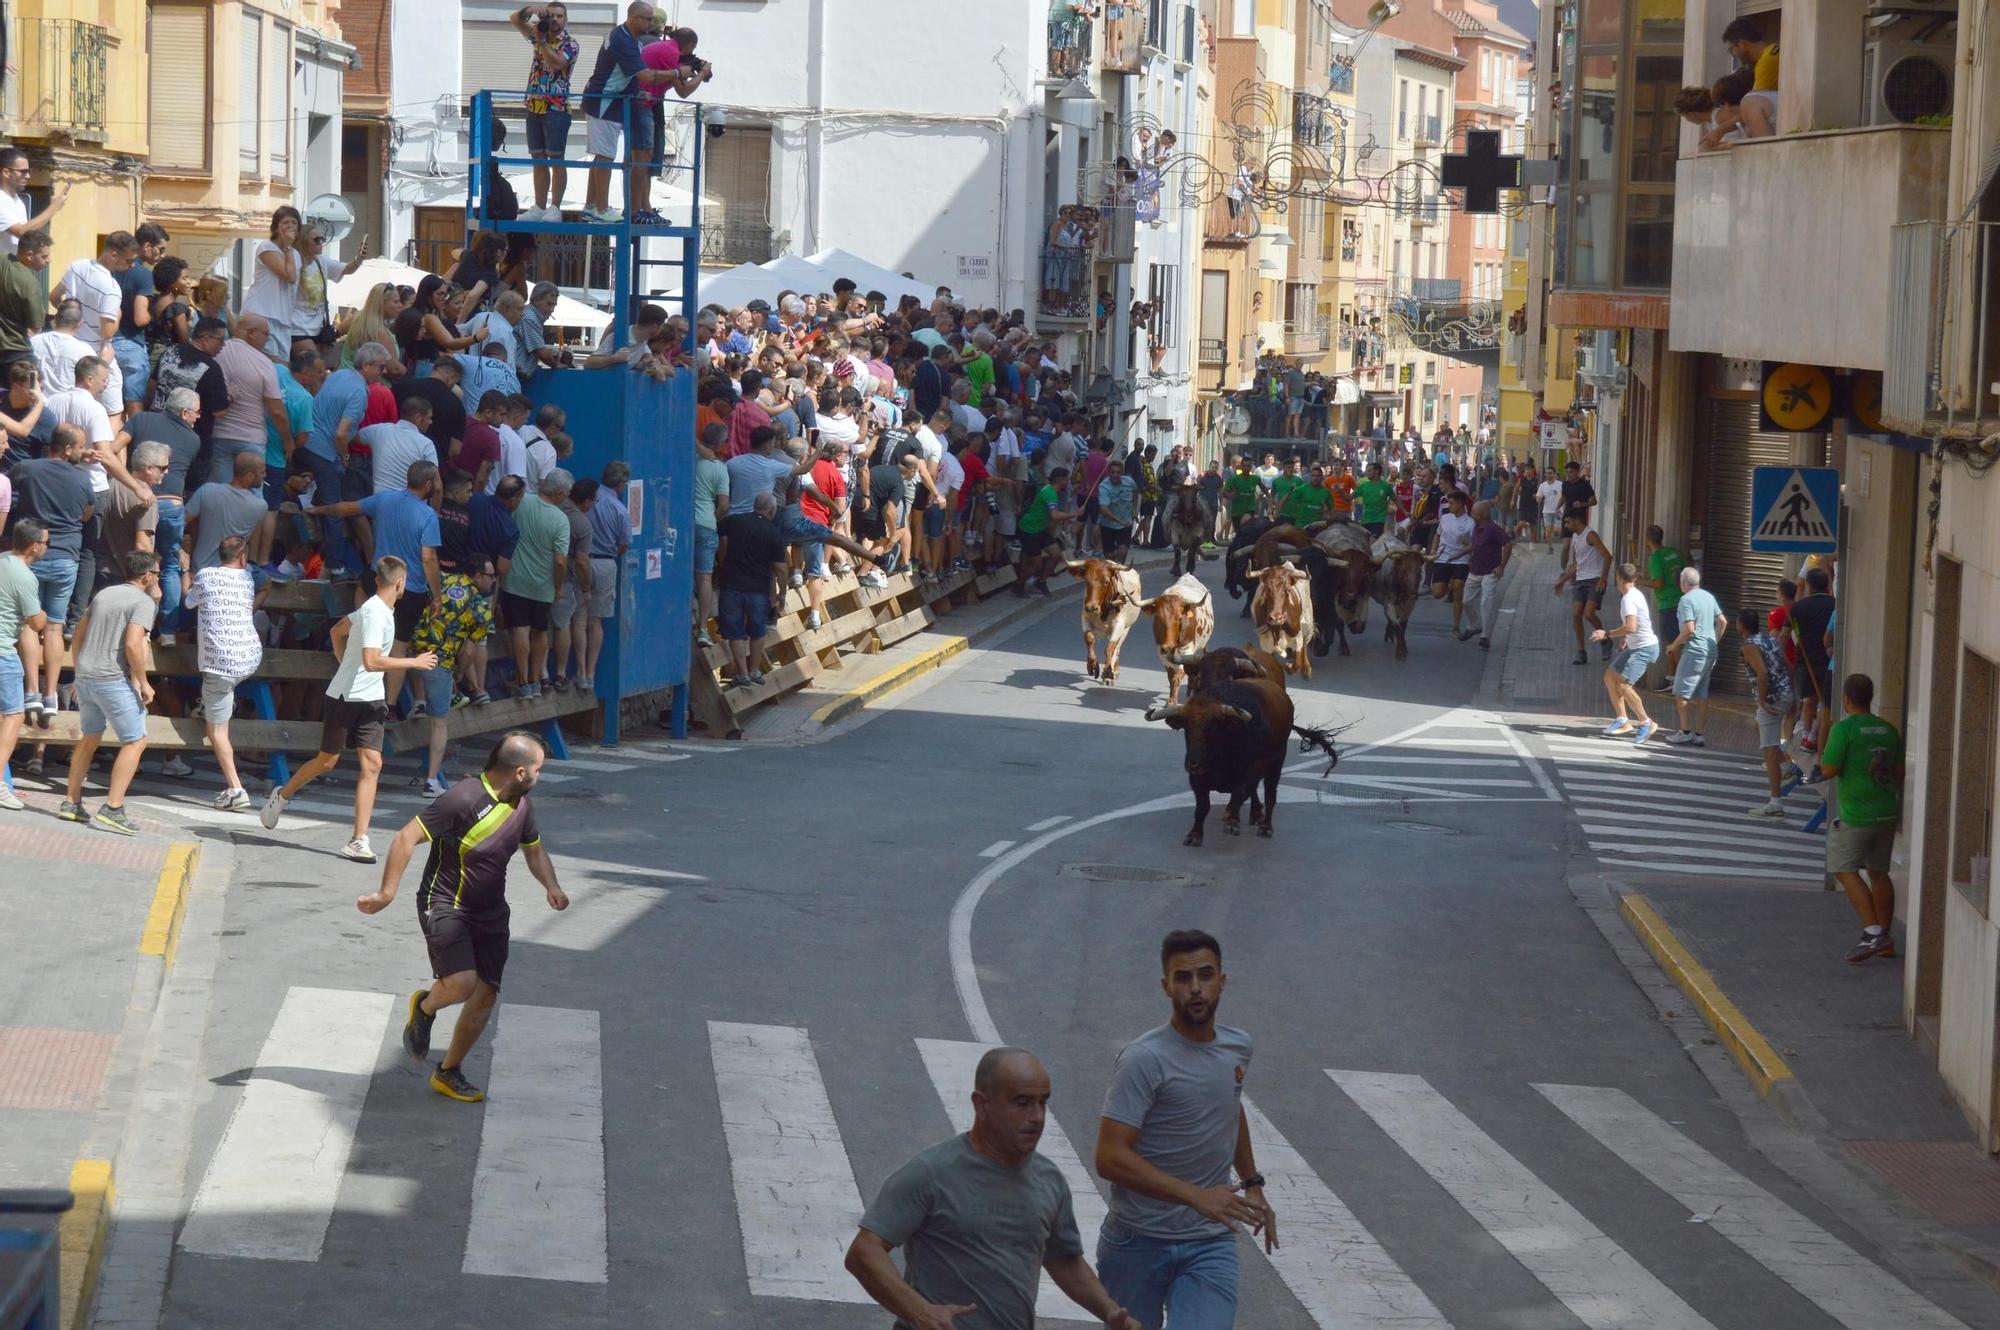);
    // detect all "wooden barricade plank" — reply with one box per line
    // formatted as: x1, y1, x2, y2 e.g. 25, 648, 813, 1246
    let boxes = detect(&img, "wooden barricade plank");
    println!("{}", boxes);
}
25, 714, 323, 751
380, 688, 599, 754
